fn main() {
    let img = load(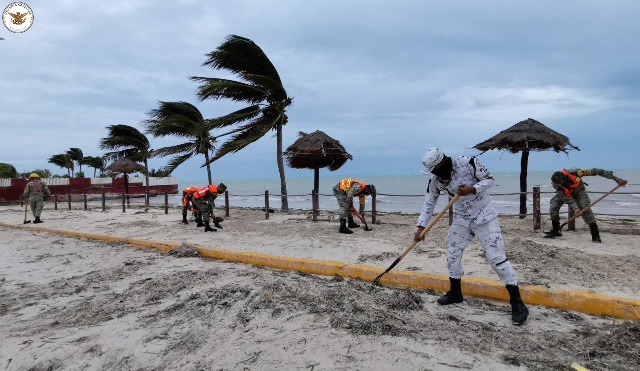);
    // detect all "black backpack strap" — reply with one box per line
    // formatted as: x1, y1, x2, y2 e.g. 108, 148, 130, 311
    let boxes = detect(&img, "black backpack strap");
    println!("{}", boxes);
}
469, 157, 480, 182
